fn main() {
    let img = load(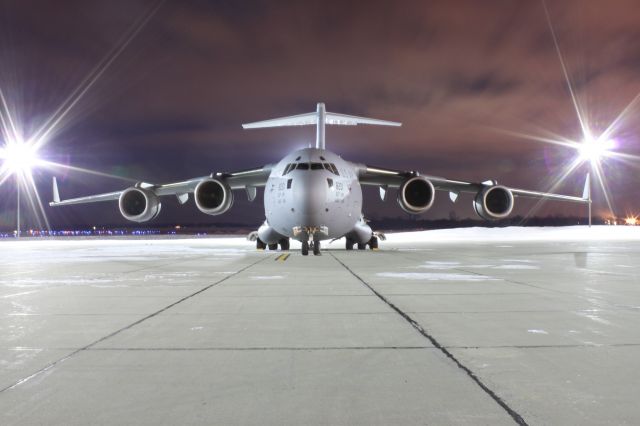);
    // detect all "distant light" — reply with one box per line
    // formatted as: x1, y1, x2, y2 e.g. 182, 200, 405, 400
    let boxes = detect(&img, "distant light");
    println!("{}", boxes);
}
578, 137, 615, 163
0, 140, 39, 173
625, 216, 638, 226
